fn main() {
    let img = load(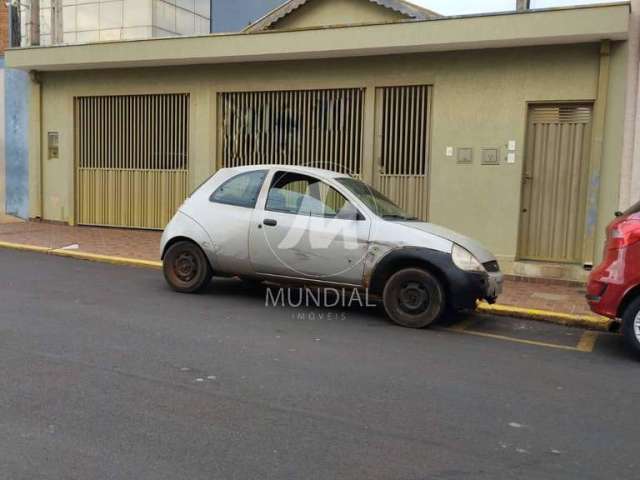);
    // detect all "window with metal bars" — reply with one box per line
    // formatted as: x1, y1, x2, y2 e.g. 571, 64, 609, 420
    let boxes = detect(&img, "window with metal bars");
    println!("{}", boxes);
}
378, 85, 430, 176
219, 89, 364, 175
76, 93, 190, 171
